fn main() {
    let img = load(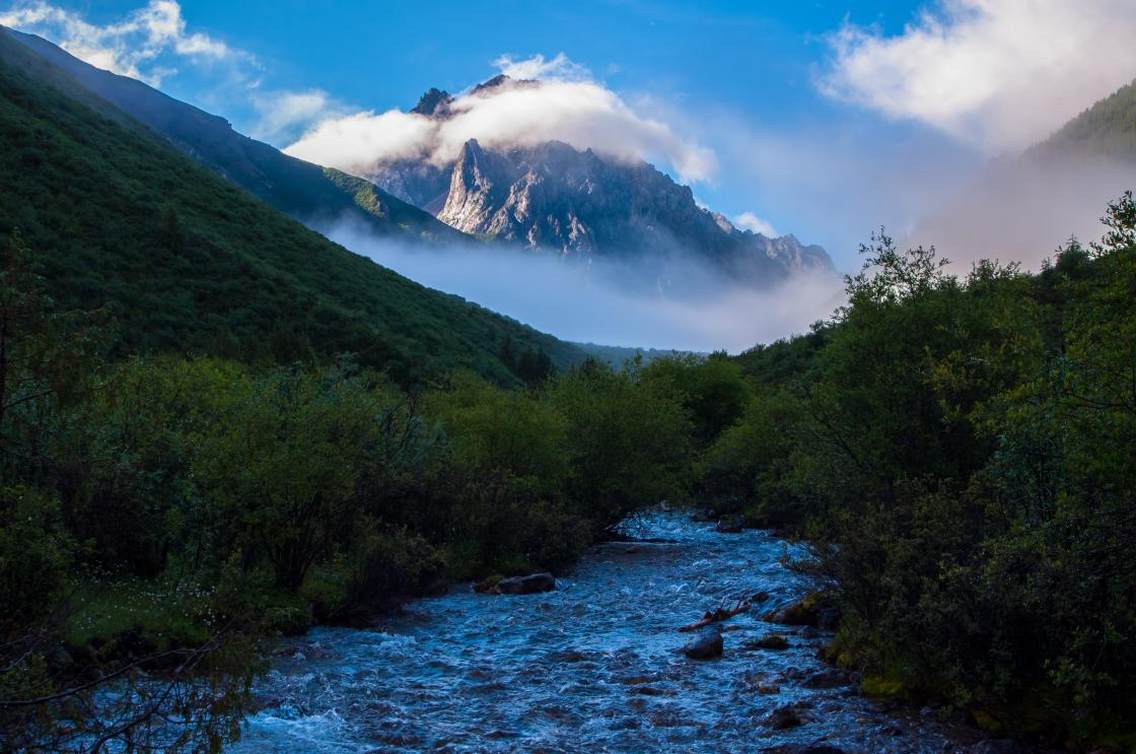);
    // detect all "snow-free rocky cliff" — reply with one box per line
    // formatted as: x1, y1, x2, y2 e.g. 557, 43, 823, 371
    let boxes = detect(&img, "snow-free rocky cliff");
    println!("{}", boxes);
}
368, 76, 833, 288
